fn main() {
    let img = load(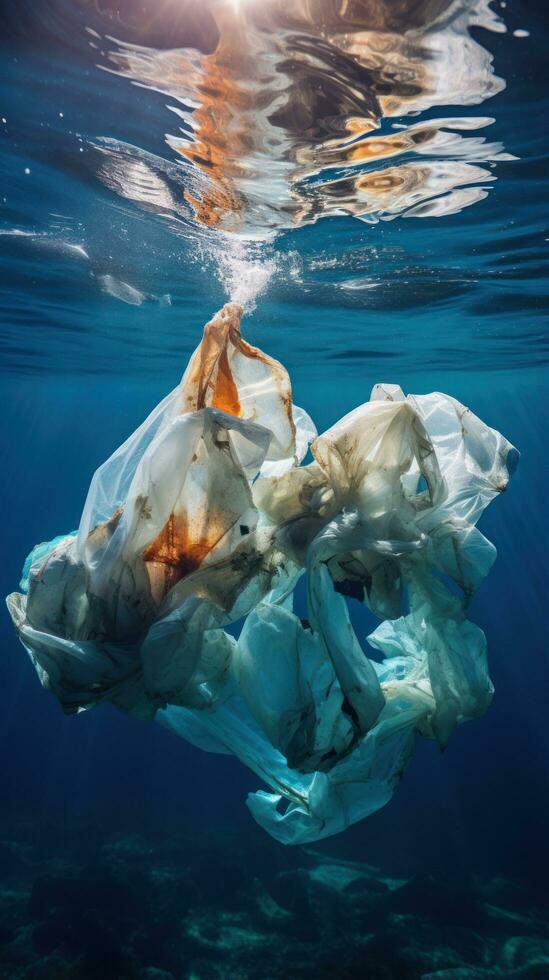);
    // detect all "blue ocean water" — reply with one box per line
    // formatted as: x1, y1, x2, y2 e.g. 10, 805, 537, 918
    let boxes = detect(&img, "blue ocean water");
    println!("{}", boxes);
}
0, 2, 547, 978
